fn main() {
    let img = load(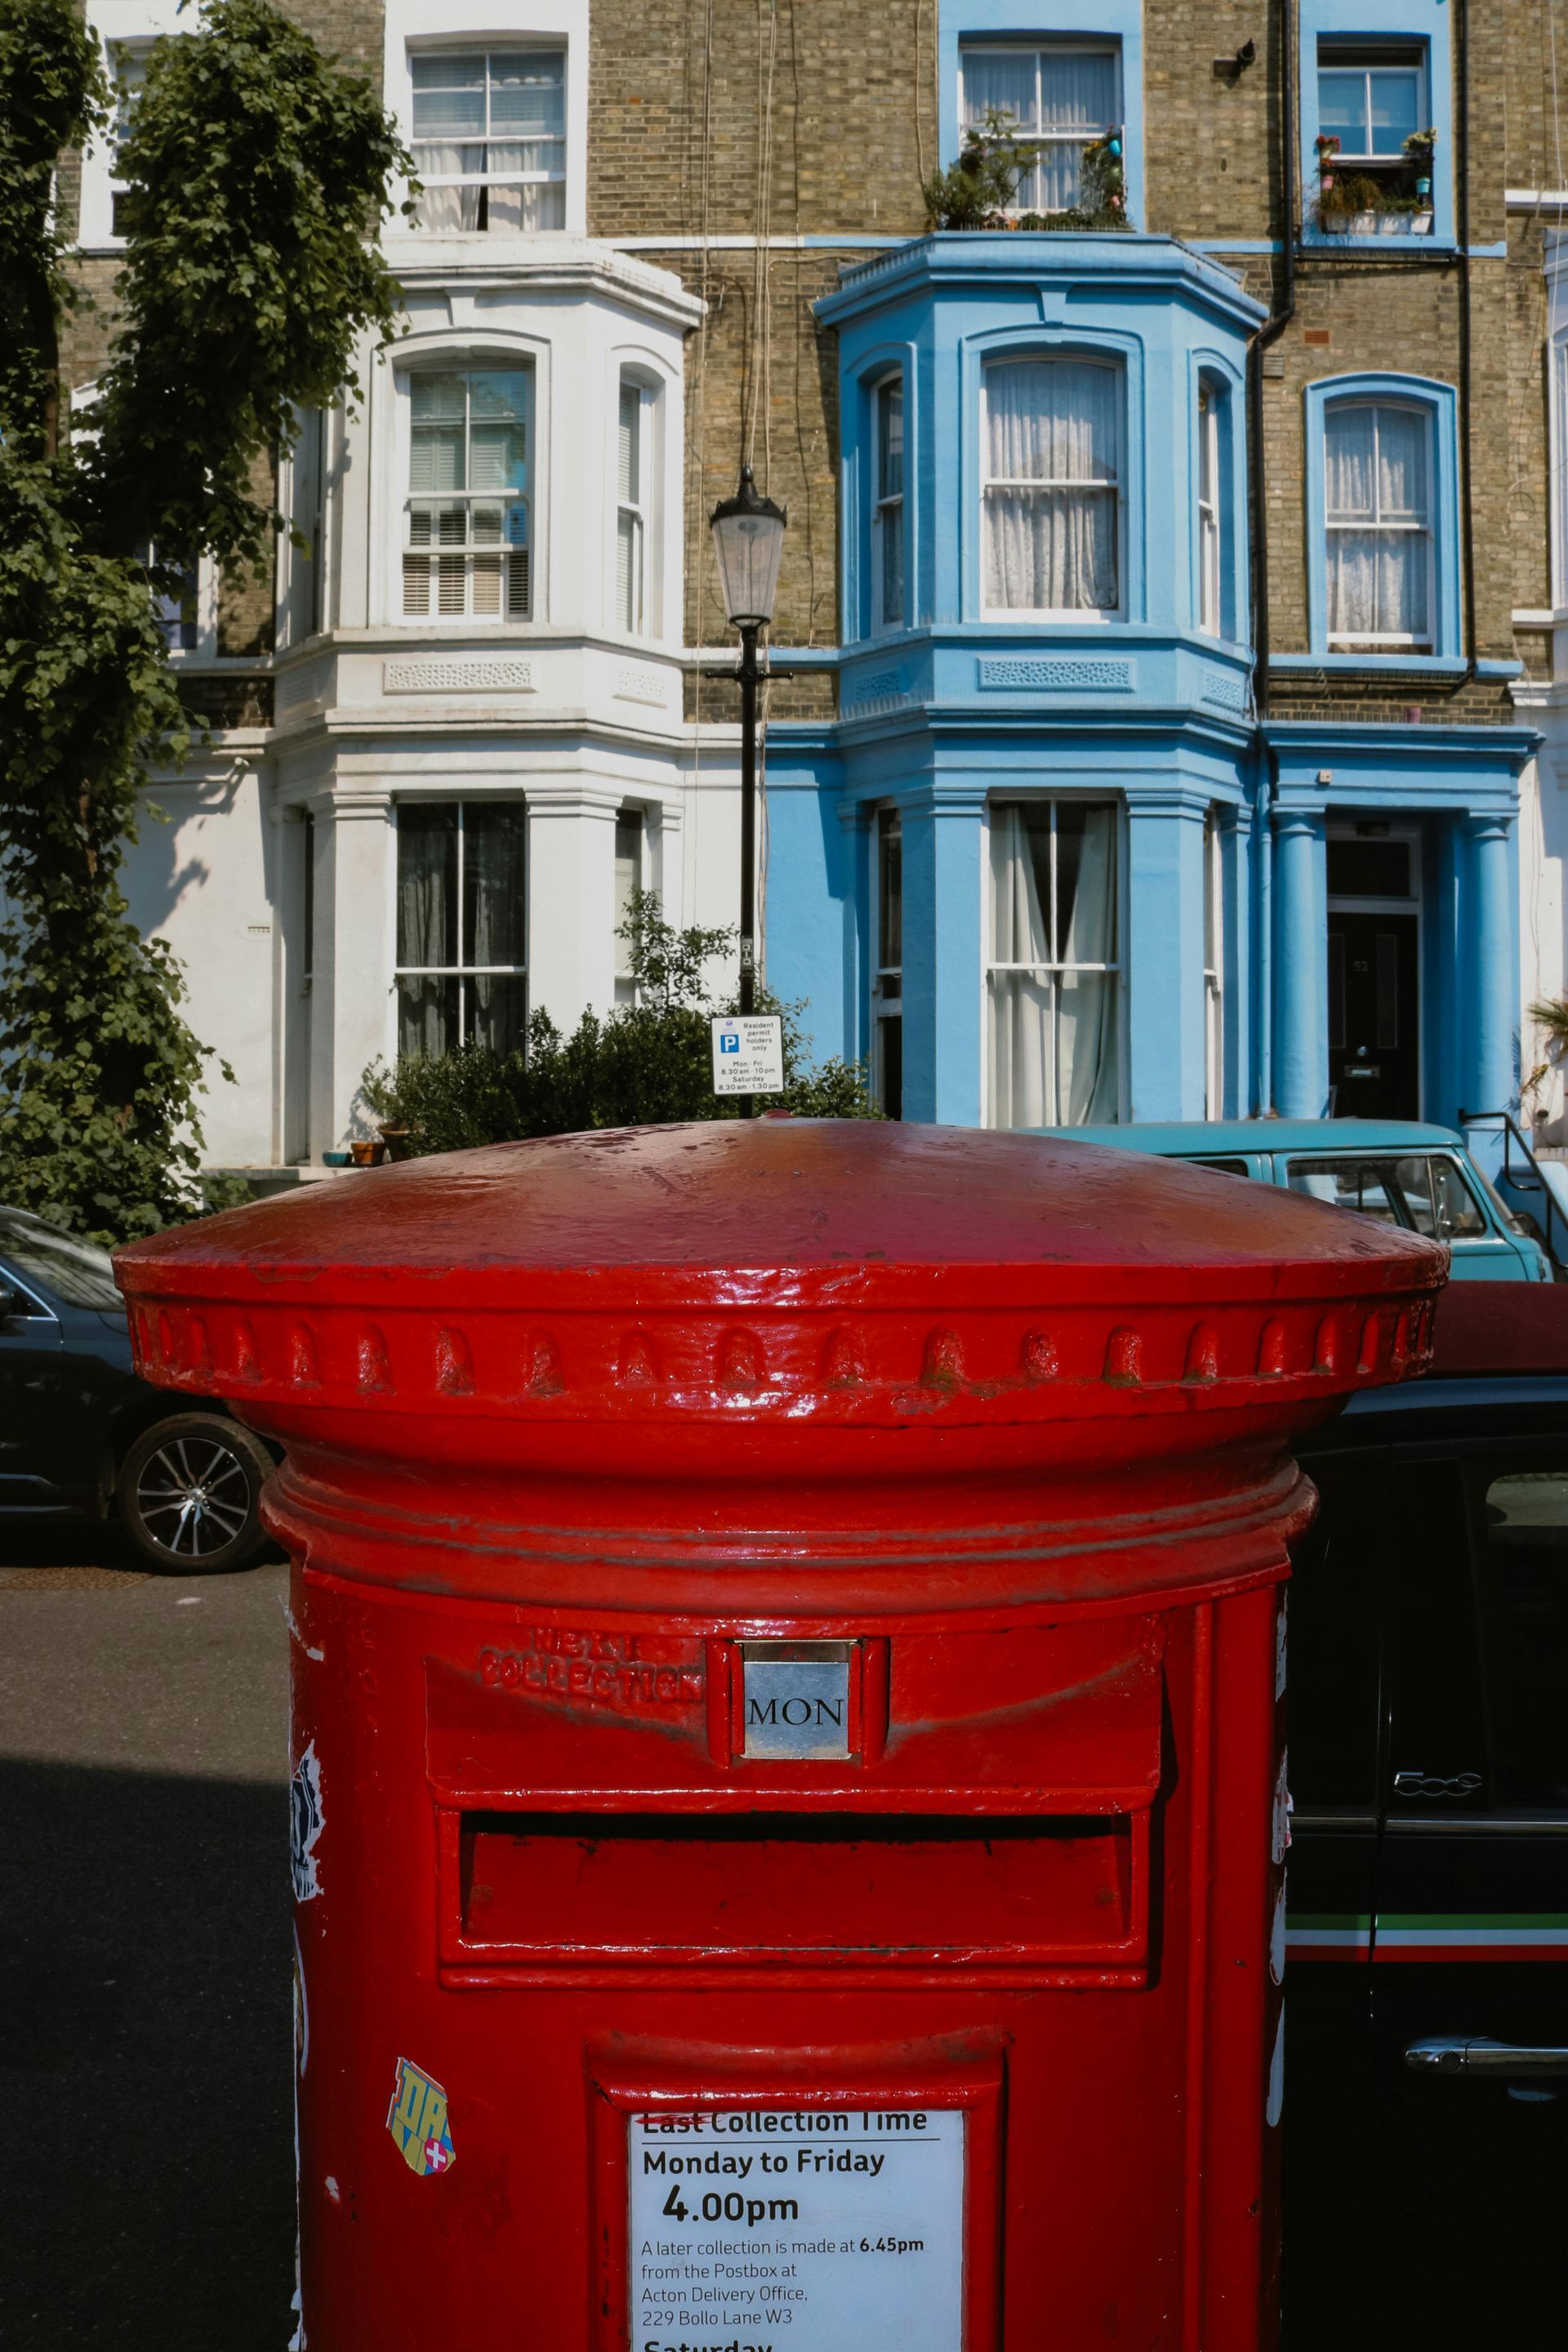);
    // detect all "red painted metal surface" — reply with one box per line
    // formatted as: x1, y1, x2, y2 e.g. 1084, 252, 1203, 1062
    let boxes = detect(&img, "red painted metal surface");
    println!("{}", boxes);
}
118, 1122, 1444, 2352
